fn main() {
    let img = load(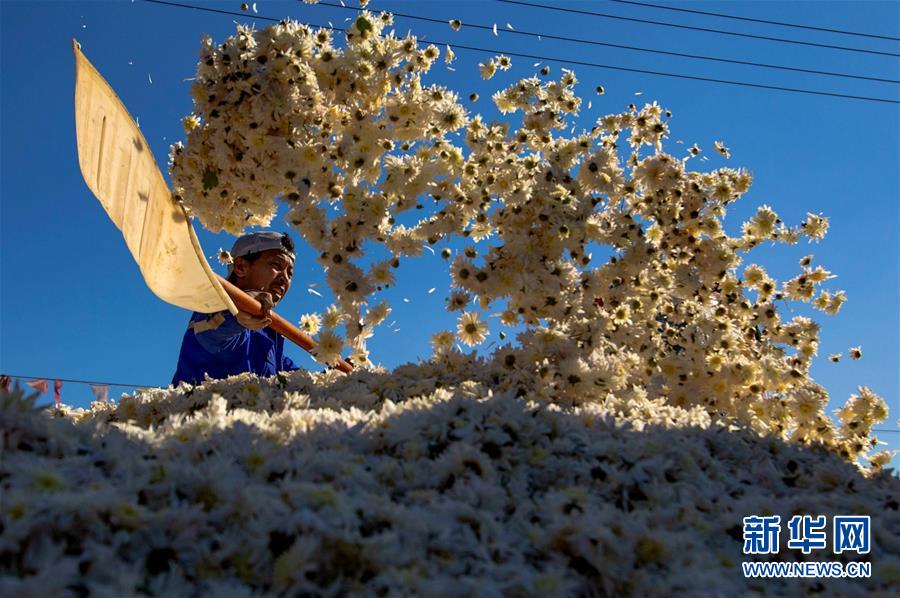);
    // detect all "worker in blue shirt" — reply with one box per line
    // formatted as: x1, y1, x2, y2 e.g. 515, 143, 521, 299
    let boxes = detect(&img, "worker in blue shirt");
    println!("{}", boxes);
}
171, 231, 302, 386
